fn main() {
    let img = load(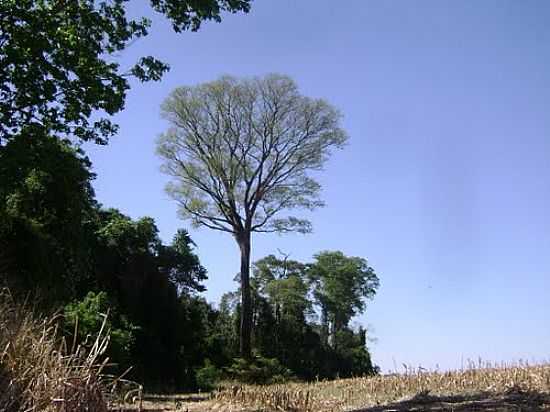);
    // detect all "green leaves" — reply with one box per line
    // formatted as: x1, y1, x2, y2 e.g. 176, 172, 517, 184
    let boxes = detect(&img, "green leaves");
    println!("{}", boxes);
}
0, 0, 252, 144
130, 57, 170, 82
309, 251, 380, 332
158, 74, 348, 235
158, 74, 347, 359
226, 354, 294, 384
149, 0, 251, 32
252, 254, 311, 318
0, 133, 97, 300
1, 0, 134, 143
64, 291, 140, 366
